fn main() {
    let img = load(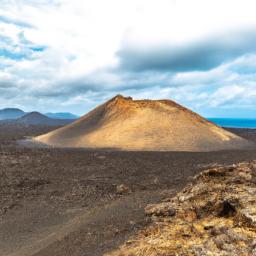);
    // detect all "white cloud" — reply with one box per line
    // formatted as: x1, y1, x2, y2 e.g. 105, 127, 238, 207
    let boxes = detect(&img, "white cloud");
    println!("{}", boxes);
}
0, 0, 256, 116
